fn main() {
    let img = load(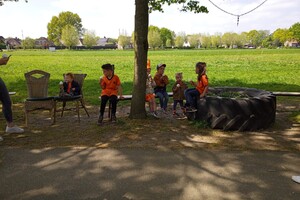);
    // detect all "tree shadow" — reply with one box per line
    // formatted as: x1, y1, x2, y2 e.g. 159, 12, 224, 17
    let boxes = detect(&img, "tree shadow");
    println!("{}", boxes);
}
1, 76, 300, 199
2, 76, 300, 152
0, 147, 299, 199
